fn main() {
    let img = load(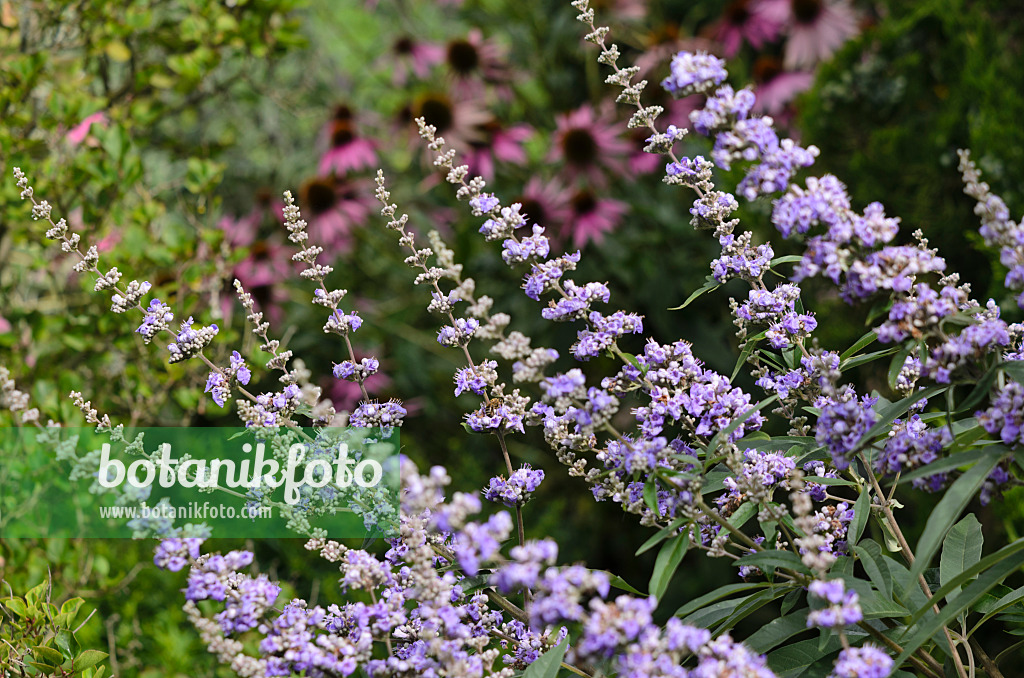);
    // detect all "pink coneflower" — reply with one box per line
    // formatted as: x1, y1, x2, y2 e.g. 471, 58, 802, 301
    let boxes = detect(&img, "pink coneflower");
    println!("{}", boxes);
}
712, 0, 787, 57
0, 316, 11, 334
299, 177, 372, 257
550, 104, 632, 187
319, 105, 377, 177
445, 30, 509, 83
65, 111, 107, 146
404, 91, 492, 154
783, 0, 860, 69
388, 35, 444, 85
444, 30, 514, 99
515, 177, 572, 232
752, 54, 815, 115
562, 188, 628, 248
233, 238, 294, 289
464, 120, 532, 180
